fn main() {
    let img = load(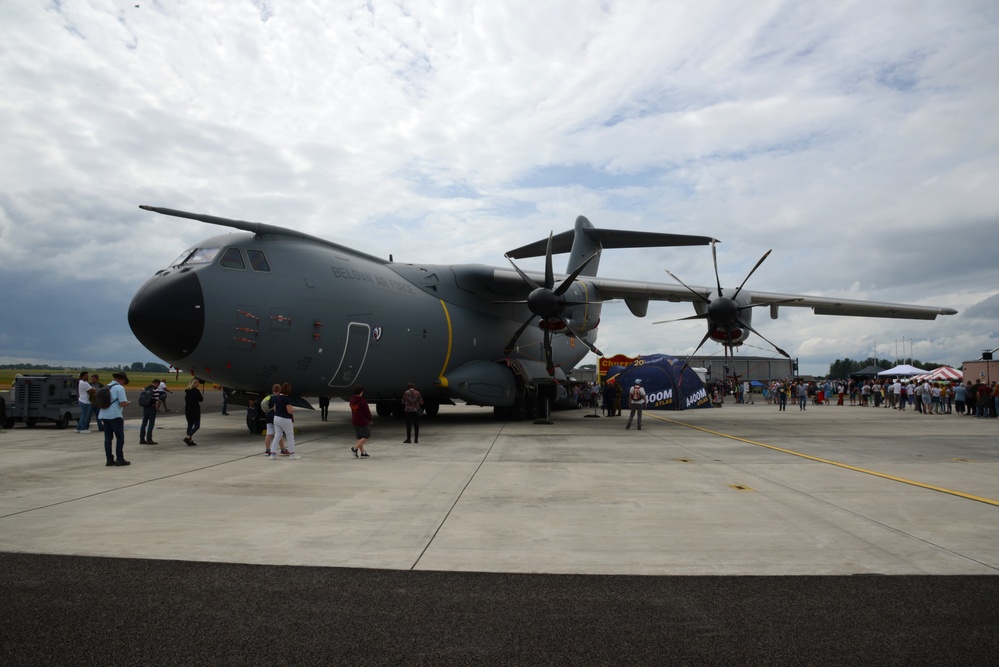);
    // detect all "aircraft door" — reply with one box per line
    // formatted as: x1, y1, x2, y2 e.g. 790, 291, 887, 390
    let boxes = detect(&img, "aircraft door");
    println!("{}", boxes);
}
328, 322, 370, 388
